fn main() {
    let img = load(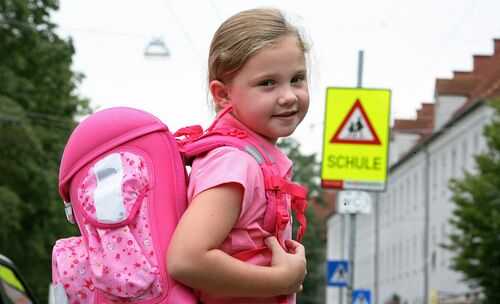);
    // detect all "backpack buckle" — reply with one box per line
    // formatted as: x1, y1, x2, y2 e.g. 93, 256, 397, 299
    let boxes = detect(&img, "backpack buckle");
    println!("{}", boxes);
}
264, 175, 283, 190
276, 209, 290, 231
64, 201, 76, 224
